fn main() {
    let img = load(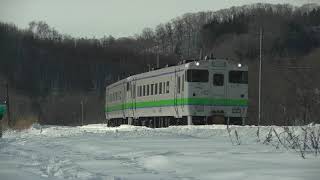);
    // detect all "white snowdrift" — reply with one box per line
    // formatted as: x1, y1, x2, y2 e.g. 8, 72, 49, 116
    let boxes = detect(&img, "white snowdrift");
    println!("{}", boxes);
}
1, 124, 319, 180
